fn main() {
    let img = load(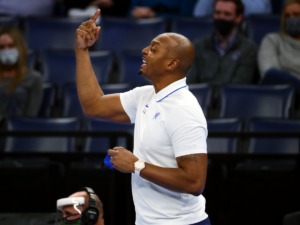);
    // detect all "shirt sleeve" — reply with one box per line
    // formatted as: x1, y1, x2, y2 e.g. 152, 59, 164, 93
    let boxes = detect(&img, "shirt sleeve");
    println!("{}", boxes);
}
258, 33, 281, 77
120, 86, 152, 123
165, 105, 208, 157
